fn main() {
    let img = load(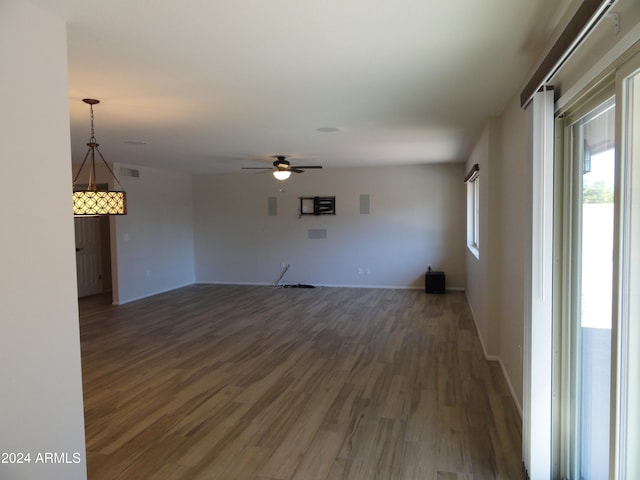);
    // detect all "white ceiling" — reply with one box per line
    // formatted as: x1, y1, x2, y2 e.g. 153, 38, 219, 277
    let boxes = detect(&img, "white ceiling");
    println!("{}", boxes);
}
31, 0, 572, 173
